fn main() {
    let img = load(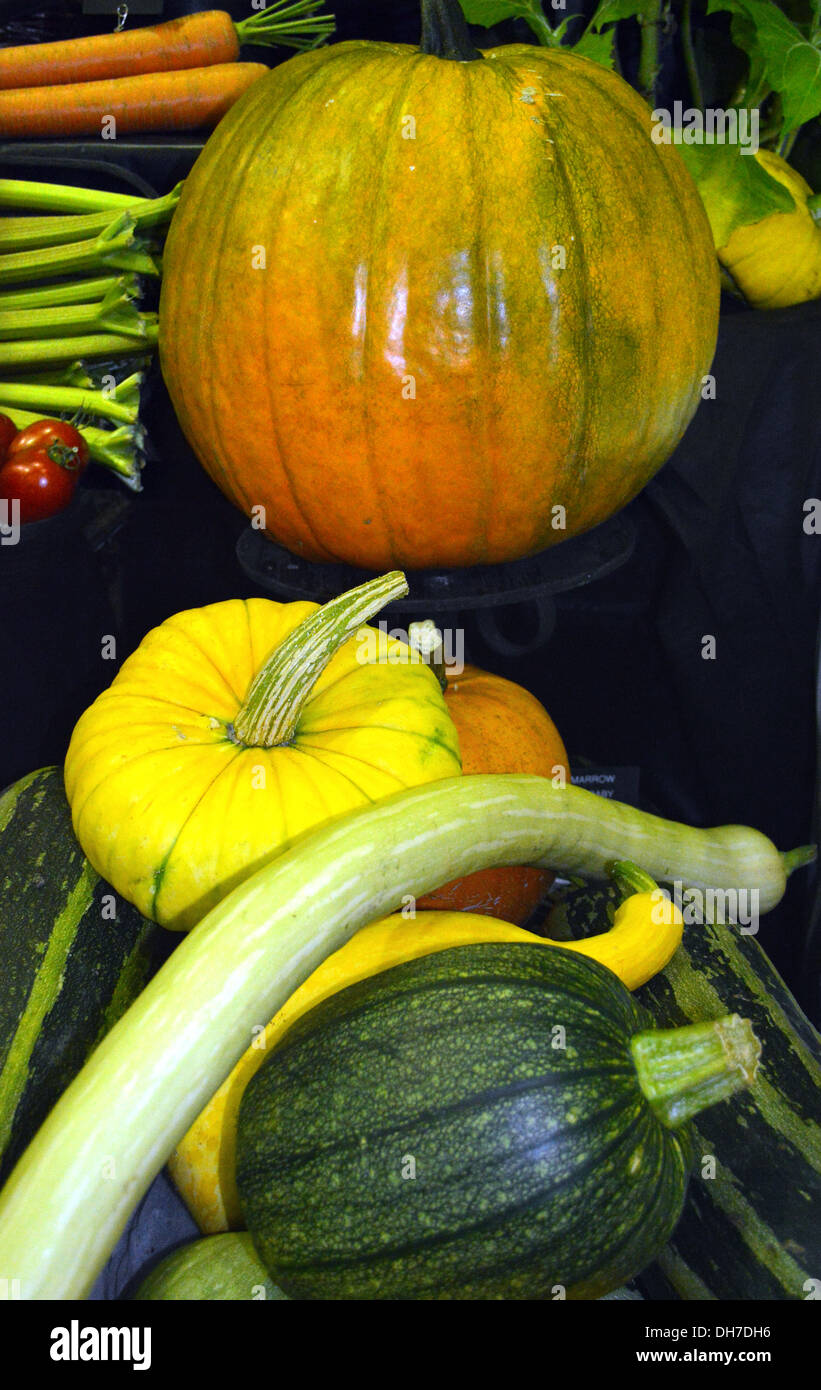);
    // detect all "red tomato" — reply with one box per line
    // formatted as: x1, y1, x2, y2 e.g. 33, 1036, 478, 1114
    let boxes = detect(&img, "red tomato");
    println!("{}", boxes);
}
7, 418, 89, 473
0, 447, 79, 523
0, 413, 16, 463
